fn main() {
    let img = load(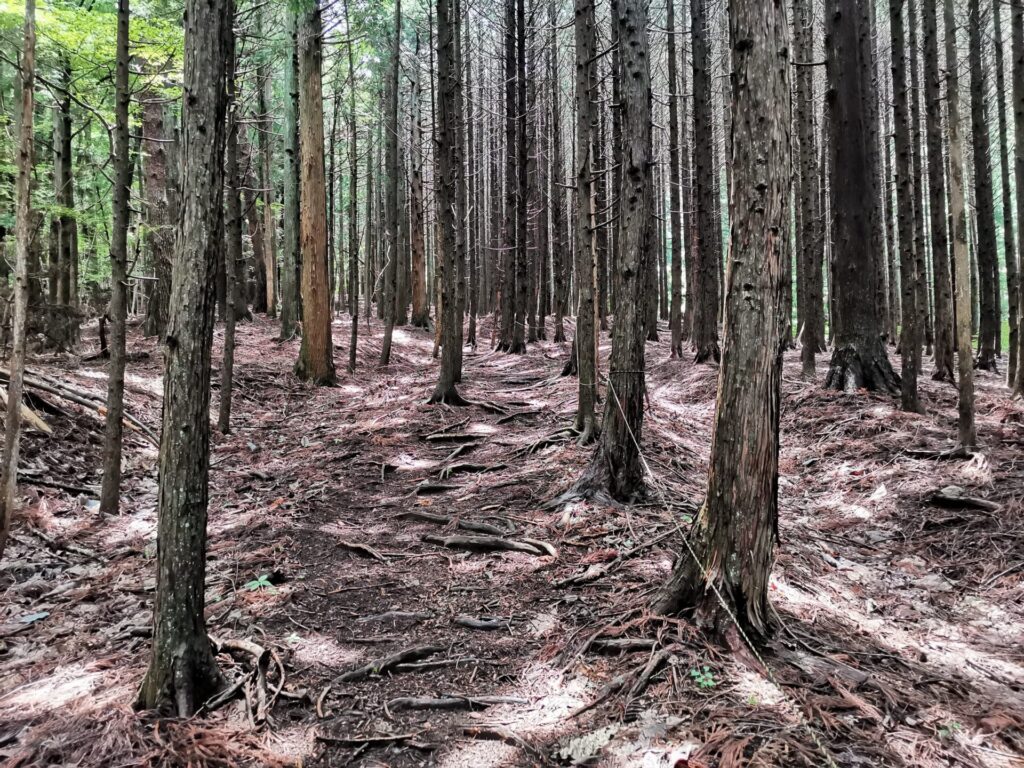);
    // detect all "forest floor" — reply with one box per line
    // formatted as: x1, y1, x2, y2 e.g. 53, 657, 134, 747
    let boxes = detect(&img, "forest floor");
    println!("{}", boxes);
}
1, 313, 1023, 768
